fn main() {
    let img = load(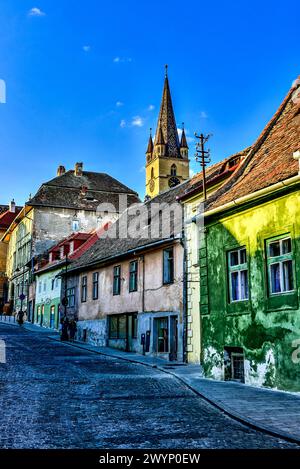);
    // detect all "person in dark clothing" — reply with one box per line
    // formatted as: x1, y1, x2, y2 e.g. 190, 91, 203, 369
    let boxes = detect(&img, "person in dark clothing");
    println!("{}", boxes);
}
17, 311, 24, 326
60, 316, 69, 341
68, 319, 77, 342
